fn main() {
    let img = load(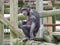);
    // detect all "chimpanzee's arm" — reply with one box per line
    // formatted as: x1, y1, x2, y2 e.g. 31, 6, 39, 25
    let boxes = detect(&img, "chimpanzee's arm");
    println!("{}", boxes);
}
30, 21, 36, 39
30, 22, 36, 33
30, 16, 36, 37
